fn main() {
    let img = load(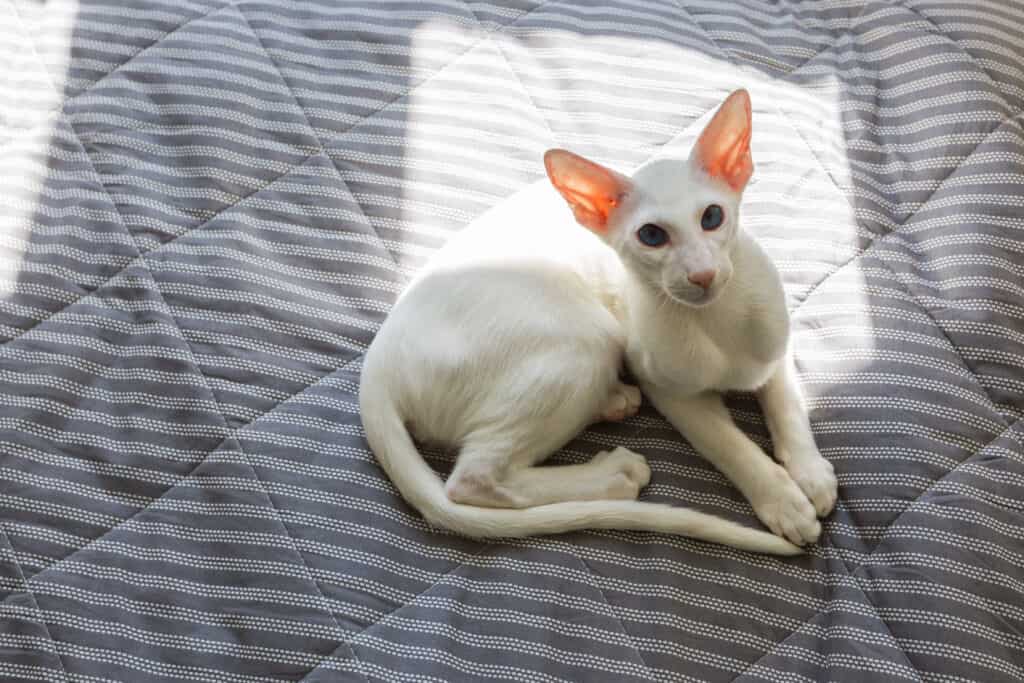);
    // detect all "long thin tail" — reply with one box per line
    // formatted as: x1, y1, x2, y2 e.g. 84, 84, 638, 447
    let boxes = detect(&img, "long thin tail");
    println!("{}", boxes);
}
359, 387, 801, 556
